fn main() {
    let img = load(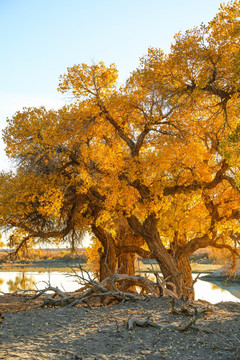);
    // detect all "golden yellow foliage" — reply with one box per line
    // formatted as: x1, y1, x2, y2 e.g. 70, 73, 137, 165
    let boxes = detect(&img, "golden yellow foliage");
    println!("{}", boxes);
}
0, 1, 240, 294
